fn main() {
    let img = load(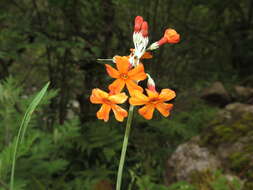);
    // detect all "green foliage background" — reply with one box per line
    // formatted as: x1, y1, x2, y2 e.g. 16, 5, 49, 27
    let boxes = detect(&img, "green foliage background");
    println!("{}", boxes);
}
0, 0, 252, 189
